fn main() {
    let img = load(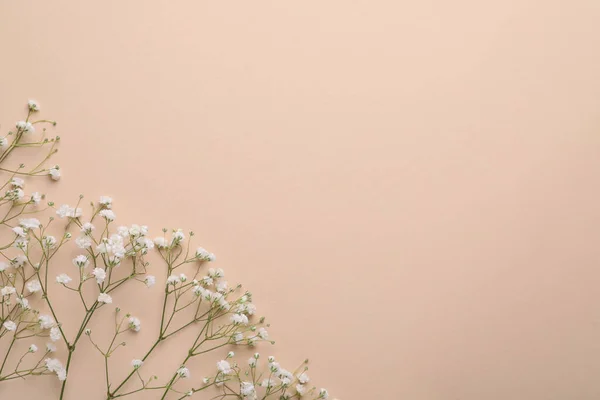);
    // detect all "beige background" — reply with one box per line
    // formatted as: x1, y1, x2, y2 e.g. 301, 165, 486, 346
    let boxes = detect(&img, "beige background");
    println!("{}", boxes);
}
2, 1, 600, 399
